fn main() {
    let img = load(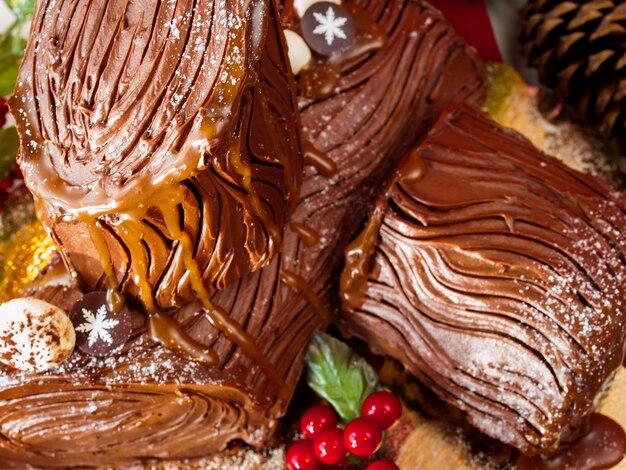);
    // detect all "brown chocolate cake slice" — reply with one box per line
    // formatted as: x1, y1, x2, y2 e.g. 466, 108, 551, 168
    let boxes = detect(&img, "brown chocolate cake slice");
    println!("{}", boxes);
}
0, 1, 484, 465
340, 104, 626, 456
